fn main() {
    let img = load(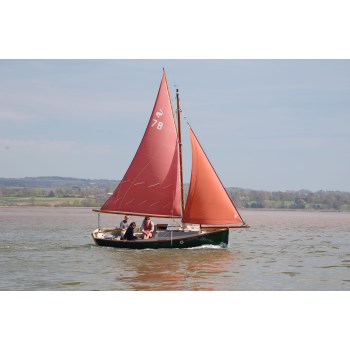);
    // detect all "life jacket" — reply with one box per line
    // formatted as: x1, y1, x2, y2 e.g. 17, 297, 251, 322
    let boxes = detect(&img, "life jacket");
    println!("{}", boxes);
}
143, 220, 153, 231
